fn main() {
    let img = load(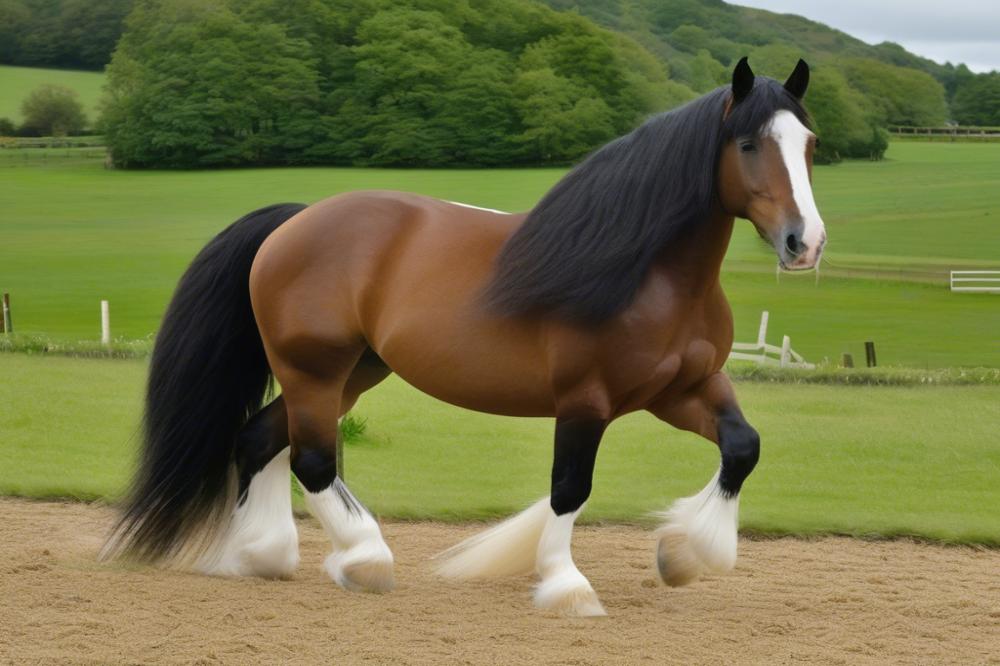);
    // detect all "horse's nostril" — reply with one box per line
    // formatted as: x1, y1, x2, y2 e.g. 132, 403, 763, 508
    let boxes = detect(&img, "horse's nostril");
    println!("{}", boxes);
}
785, 233, 798, 254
